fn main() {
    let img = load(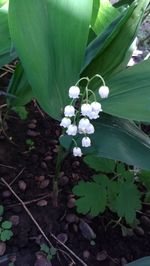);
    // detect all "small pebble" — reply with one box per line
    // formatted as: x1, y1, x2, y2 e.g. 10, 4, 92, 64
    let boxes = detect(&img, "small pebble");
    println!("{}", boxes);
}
39, 179, 50, 189
35, 175, 45, 182
18, 180, 27, 191
59, 176, 69, 187
141, 215, 150, 228
57, 233, 68, 244
41, 162, 48, 169
28, 123, 36, 129
31, 119, 37, 124
66, 214, 79, 223
0, 242, 6, 256
121, 257, 128, 266
37, 200, 48, 207
83, 250, 90, 260
79, 219, 96, 240
73, 224, 78, 233
44, 155, 52, 161
9, 215, 19, 226
67, 197, 76, 208
134, 226, 145, 236
2, 190, 11, 198
96, 250, 107, 262
27, 130, 40, 137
